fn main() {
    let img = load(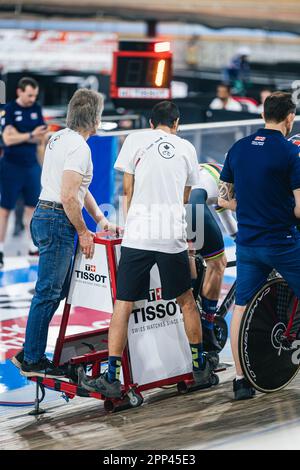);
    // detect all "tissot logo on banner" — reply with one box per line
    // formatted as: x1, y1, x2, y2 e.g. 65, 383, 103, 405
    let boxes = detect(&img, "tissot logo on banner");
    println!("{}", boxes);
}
74, 263, 107, 285
132, 287, 179, 325
85, 264, 96, 272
